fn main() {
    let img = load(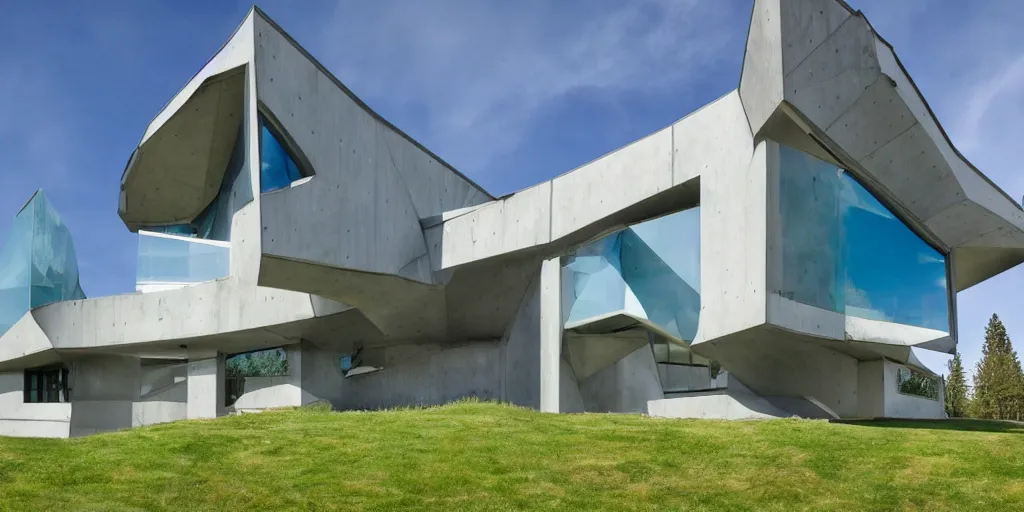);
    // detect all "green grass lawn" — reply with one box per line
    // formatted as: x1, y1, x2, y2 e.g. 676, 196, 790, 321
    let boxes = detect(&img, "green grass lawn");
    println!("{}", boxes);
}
0, 401, 1022, 511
